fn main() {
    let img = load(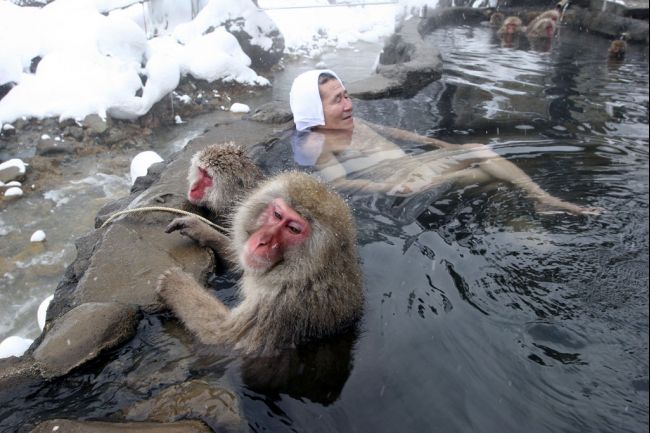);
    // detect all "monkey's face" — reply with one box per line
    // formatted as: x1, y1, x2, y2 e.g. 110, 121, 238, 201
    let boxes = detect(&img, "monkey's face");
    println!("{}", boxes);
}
242, 198, 311, 271
505, 22, 519, 34
187, 164, 215, 207
318, 79, 354, 131
544, 20, 555, 38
